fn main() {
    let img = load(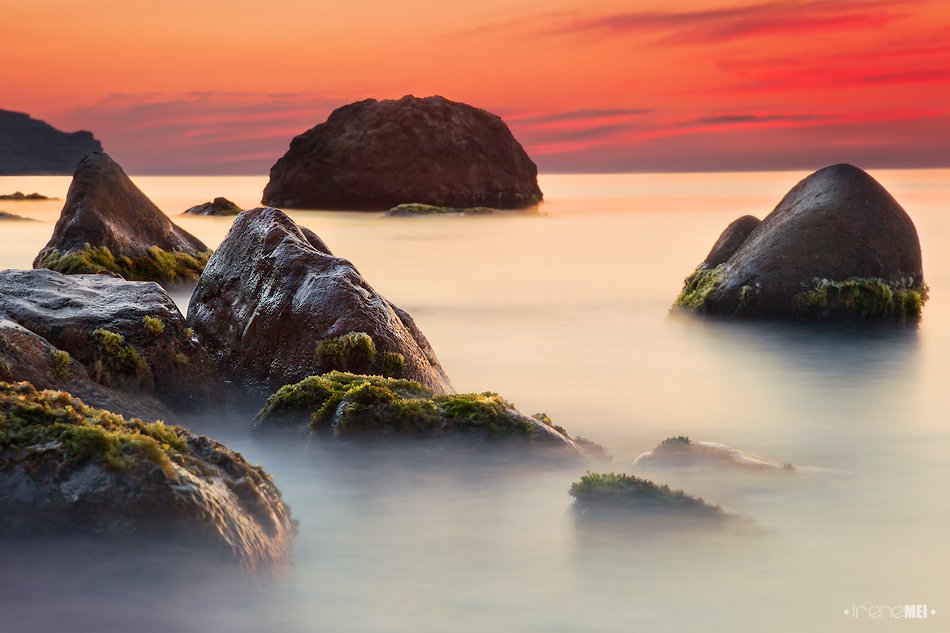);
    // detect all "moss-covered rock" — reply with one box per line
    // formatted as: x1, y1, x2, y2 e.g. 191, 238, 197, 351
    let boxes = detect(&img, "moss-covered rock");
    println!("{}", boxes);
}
0, 382, 293, 568
35, 244, 210, 283
635, 437, 796, 473
569, 472, 727, 518
672, 164, 927, 323
33, 152, 210, 284
254, 372, 594, 458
